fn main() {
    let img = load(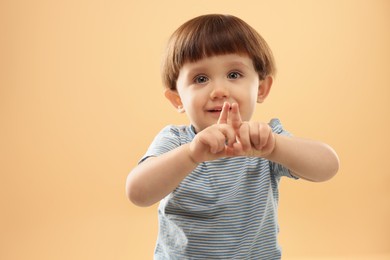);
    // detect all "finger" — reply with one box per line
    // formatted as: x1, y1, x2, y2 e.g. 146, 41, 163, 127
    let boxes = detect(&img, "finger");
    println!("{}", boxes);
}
249, 121, 261, 149
232, 142, 245, 156
238, 123, 251, 152
215, 132, 227, 154
198, 131, 218, 154
261, 130, 275, 152
218, 124, 236, 147
258, 123, 272, 149
217, 102, 230, 124
213, 128, 235, 154
207, 134, 223, 154
229, 103, 242, 131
